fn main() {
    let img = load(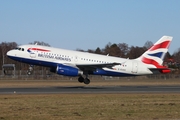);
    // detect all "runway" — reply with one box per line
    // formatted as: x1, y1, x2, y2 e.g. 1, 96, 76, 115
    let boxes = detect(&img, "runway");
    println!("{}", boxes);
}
0, 85, 180, 94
